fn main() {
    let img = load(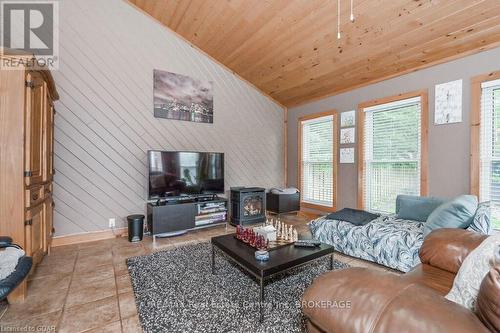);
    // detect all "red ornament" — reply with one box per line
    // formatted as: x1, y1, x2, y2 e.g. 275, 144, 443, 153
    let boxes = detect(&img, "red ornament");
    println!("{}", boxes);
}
236, 228, 269, 251
256, 235, 263, 249
250, 230, 256, 247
